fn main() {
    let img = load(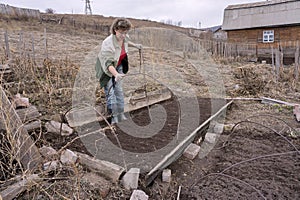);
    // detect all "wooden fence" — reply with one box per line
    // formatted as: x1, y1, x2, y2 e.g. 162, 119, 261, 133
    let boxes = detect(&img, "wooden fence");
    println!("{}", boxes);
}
1, 29, 49, 62
1, 28, 299, 80
0, 4, 40, 19
198, 39, 300, 80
